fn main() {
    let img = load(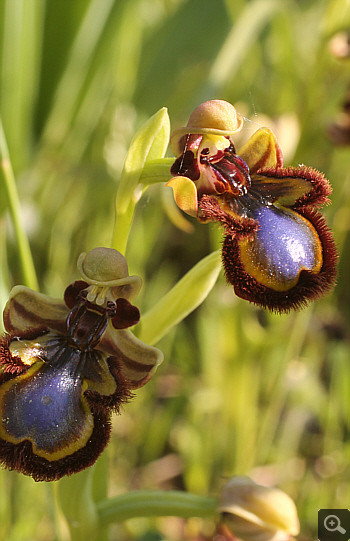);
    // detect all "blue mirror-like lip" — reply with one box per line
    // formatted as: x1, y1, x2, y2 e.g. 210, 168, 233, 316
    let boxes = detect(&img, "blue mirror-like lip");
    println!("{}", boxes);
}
221, 205, 337, 313
0, 330, 131, 482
